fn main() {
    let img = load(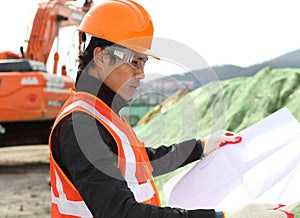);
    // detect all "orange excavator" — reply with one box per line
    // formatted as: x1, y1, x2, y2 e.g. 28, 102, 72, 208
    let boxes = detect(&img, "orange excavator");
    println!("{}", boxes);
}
0, 0, 93, 146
